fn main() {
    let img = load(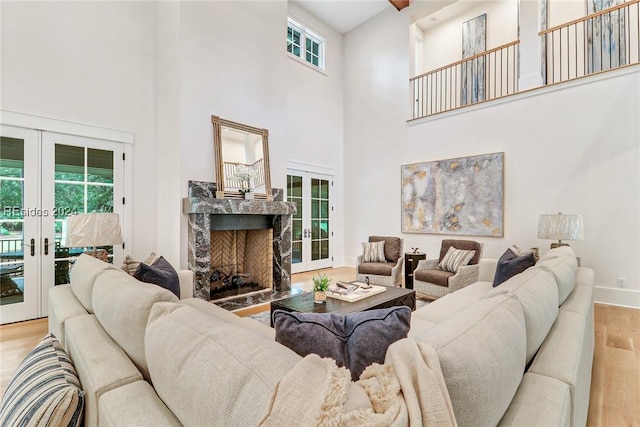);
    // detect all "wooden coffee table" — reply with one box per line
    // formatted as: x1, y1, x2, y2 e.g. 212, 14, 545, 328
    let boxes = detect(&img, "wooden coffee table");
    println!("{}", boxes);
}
270, 286, 416, 327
